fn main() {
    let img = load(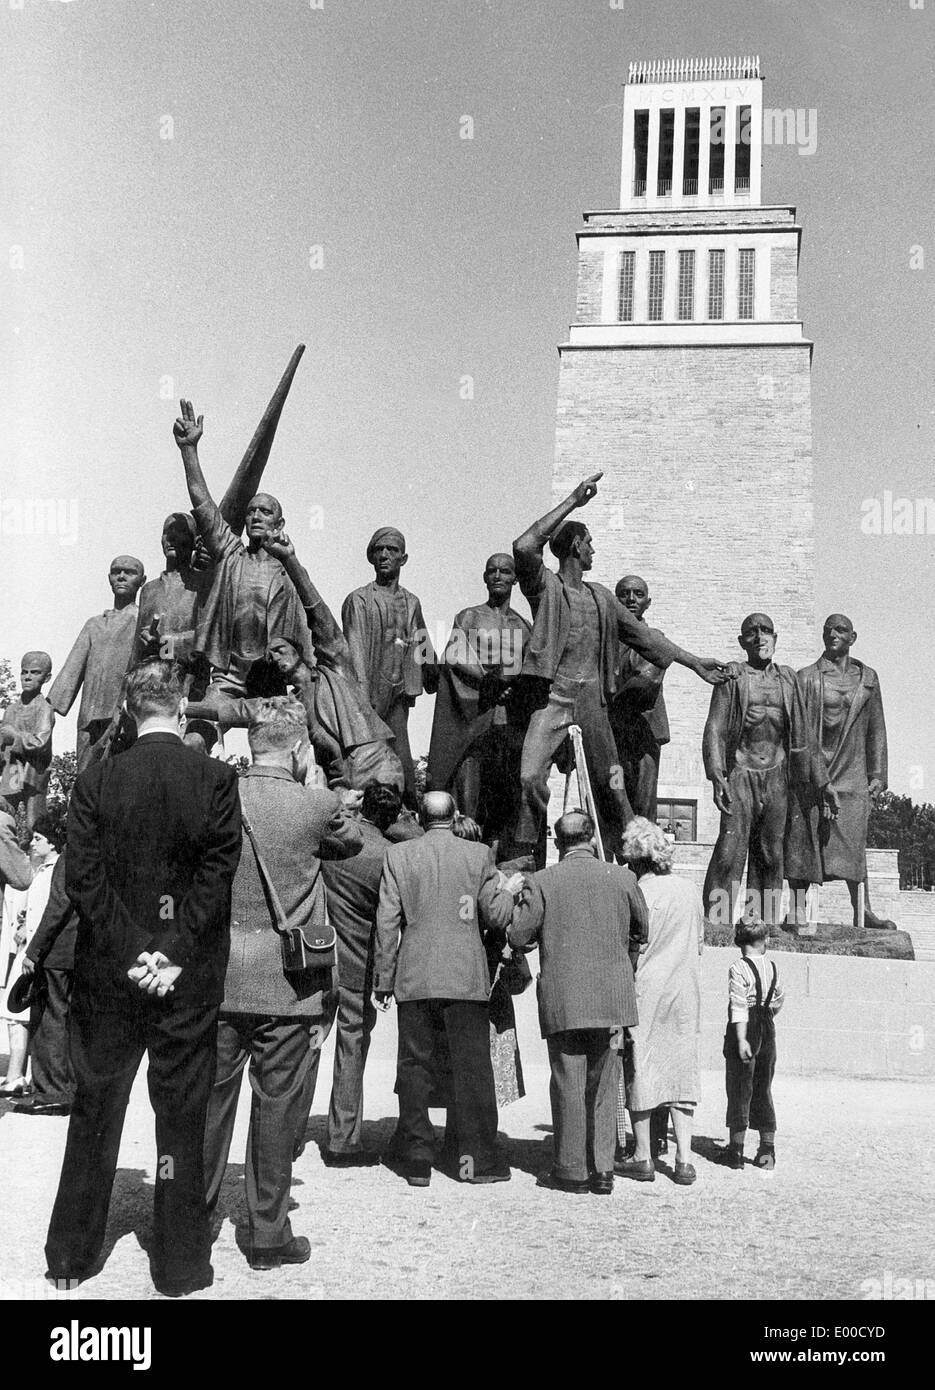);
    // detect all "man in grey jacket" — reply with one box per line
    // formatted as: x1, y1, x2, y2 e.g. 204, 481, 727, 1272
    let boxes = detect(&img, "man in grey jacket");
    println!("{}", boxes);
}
510, 810, 647, 1195
202, 697, 362, 1269
374, 791, 517, 1187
